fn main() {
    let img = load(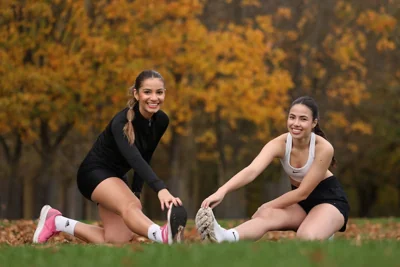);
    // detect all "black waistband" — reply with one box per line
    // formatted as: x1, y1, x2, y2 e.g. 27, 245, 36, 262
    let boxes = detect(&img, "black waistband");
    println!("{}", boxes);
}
291, 175, 338, 190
